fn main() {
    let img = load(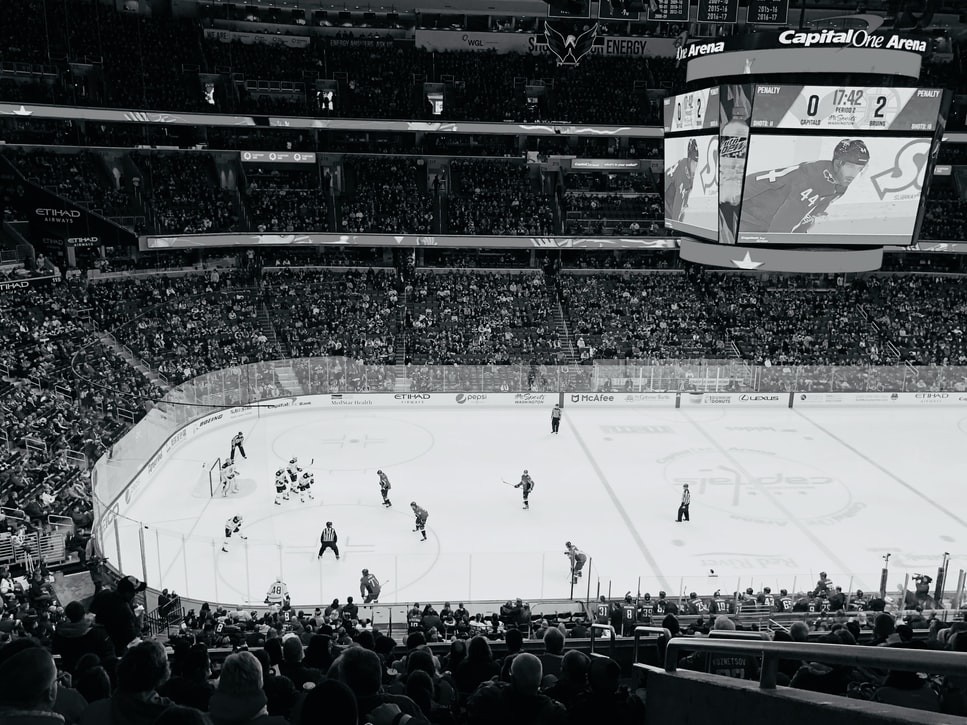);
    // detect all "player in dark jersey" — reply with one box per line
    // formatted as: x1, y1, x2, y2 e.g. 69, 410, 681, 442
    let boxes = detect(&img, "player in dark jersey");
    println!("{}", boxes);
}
664, 138, 699, 222
230, 431, 247, 461
621, 594, 638, 636
514, 470, 535, 510
740, 139, 870, 234
410, 502, 428, 540
377, 470, 392, 507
